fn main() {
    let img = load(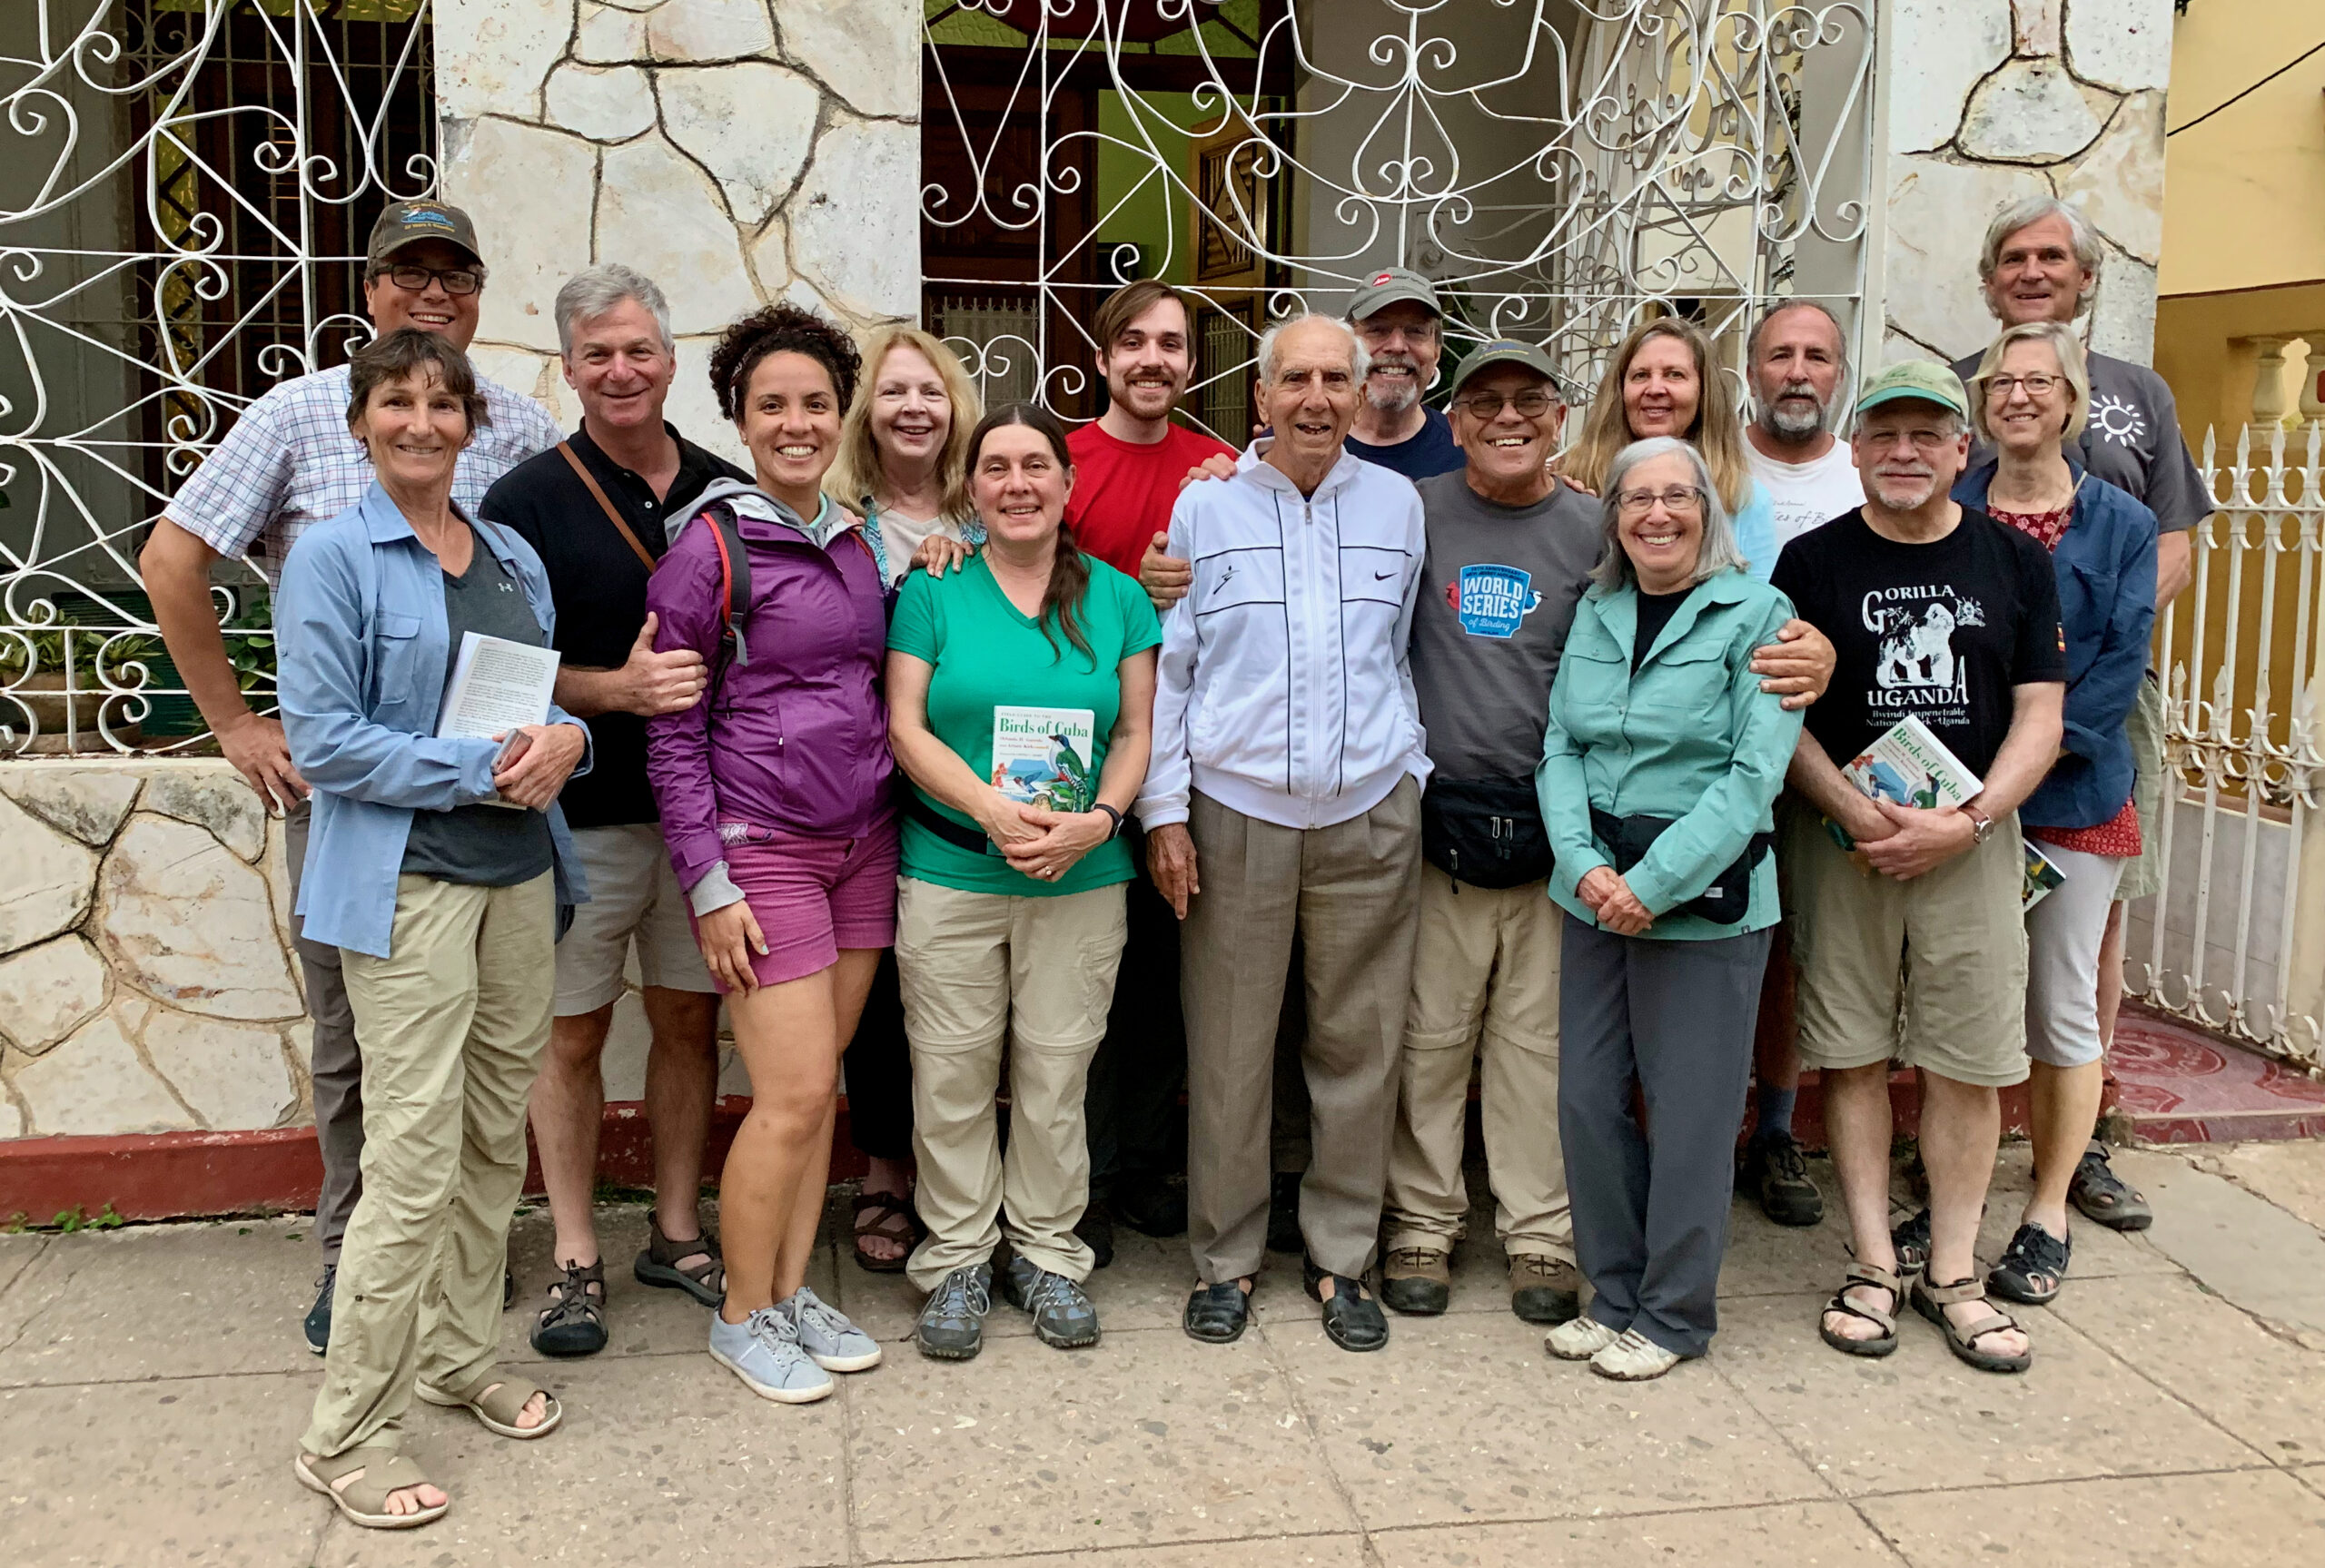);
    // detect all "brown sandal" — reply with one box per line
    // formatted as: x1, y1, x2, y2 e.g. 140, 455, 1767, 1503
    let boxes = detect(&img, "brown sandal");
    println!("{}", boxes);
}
634, 1215, 725, 1307
853, 1191, 920, 1273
